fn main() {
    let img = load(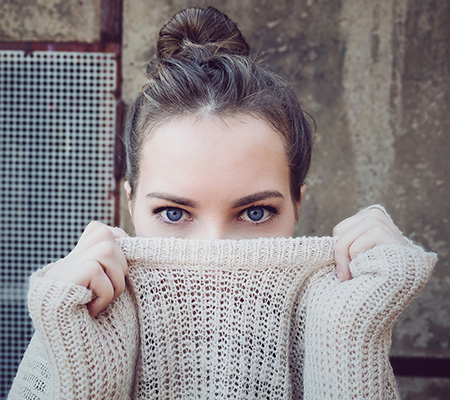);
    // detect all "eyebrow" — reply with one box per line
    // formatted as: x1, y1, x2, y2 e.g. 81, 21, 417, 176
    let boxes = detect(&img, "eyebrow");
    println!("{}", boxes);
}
232, 191, 284, 208
145, 192, 198, 208
145, 190, 284, 209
